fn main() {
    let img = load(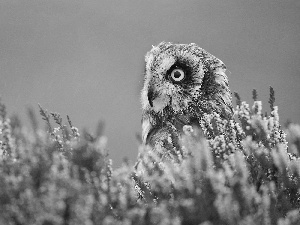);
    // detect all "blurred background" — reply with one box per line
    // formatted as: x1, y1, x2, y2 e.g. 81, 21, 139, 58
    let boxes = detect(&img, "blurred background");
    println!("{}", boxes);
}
0, 0, 299, 167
